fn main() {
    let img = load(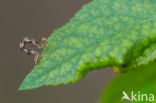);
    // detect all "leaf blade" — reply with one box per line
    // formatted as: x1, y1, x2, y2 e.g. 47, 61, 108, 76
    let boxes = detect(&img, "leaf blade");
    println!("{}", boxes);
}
19, 0, 156, 90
